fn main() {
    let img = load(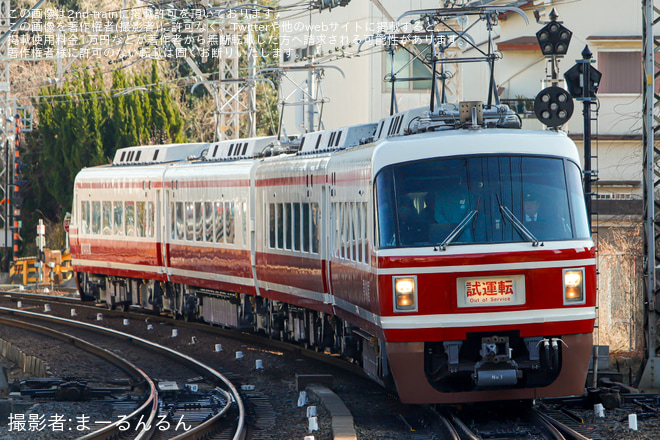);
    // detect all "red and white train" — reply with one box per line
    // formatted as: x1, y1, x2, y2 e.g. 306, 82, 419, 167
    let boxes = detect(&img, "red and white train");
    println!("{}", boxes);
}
70, 102, 596, 404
